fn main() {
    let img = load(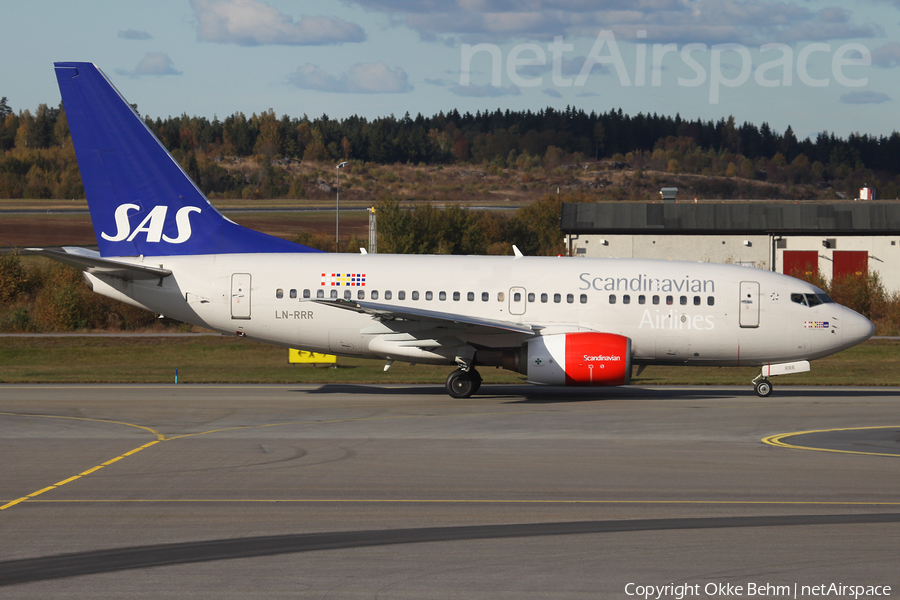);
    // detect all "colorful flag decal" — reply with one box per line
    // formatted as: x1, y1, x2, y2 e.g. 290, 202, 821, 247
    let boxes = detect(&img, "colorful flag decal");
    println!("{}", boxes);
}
321, 273, 367, 287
